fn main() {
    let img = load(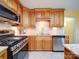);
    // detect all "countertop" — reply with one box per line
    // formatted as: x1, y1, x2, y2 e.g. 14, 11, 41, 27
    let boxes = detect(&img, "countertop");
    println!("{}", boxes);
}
64, 44, 79, 56
0, 46, 8, 52
16, 34, 66, 37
